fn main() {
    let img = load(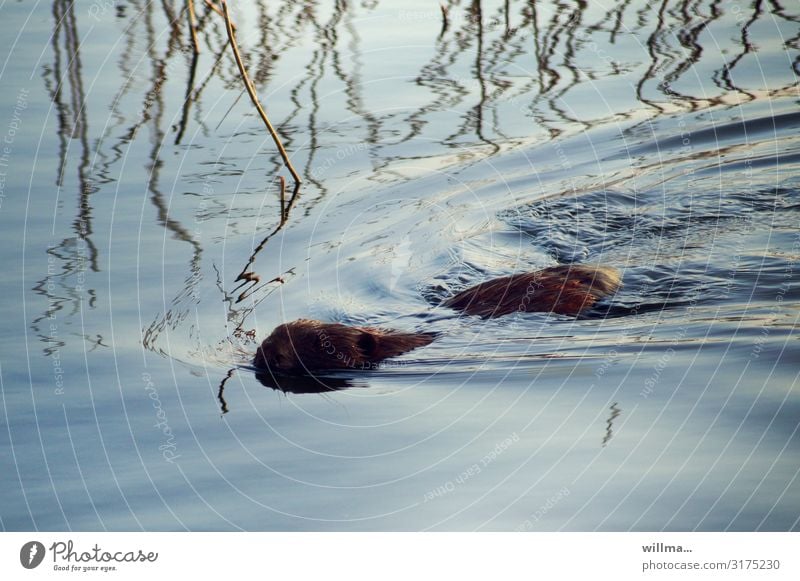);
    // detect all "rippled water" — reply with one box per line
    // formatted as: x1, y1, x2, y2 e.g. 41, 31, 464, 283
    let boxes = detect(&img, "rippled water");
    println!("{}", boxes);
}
1, 0, 798, 531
